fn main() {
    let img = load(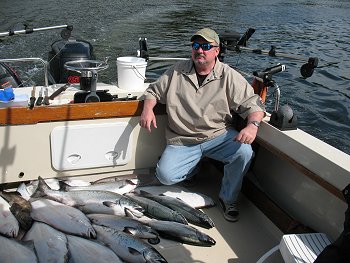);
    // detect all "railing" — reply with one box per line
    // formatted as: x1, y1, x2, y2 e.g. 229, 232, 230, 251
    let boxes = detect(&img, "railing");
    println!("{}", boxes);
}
0, 57, 49, 87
